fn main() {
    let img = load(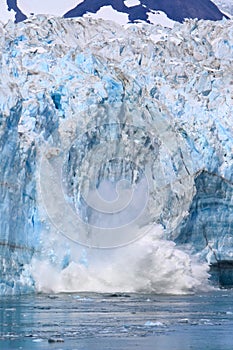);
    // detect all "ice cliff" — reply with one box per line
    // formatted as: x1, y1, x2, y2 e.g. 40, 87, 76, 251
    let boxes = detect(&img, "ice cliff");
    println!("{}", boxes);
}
0, 15, 233, 294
